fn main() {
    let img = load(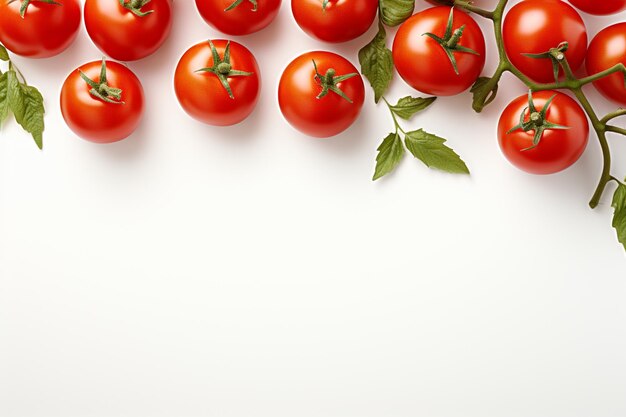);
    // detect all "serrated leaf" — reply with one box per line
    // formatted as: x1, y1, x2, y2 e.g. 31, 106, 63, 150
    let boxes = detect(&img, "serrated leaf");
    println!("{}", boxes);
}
379, 0, 415, 27
0, 72, 8, 125
7, 71, 44, 149
0, 44, 9, 62
389, 96, 436, 120
611, 183, 626, 251
358, 22, 393, 103
373, 132, 405, 180
404, 129, 469, 174
470, 76, 499, 113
